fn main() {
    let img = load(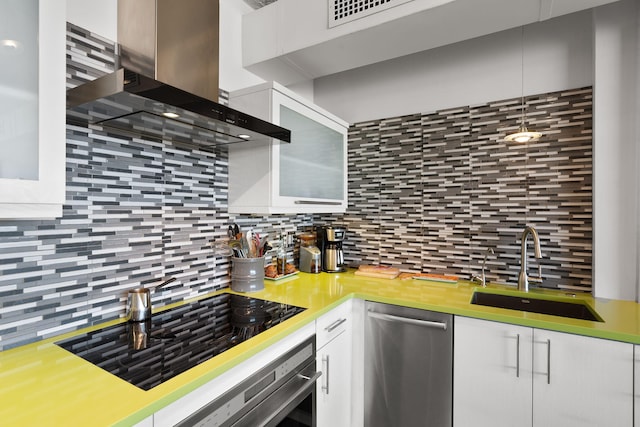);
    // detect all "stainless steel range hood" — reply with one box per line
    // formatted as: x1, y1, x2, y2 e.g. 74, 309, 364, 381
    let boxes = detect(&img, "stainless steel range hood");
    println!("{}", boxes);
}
66, 0, 290, 147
